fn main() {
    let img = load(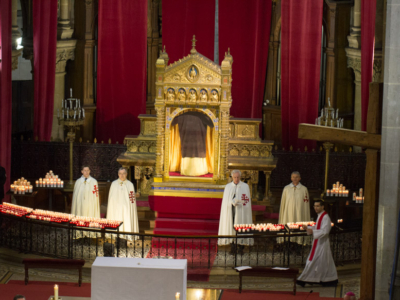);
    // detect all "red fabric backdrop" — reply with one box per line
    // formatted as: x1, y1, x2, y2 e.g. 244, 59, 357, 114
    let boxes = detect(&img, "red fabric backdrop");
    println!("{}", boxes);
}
163, 0, 215, 63
219, 0, 272, 119
96, 0, 147, 143
281, 0, 323, 149
33, 0, 57, 141
361, 0, 377, 131
0, 0, 11, 202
